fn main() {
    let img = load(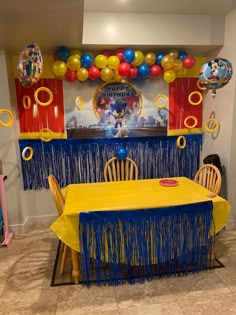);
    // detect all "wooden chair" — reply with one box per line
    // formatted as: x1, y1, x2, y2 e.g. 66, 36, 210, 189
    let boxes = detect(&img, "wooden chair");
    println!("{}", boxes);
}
48, 175, 68, 275
194, 164, 222, 195
104, 157, 138, 182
